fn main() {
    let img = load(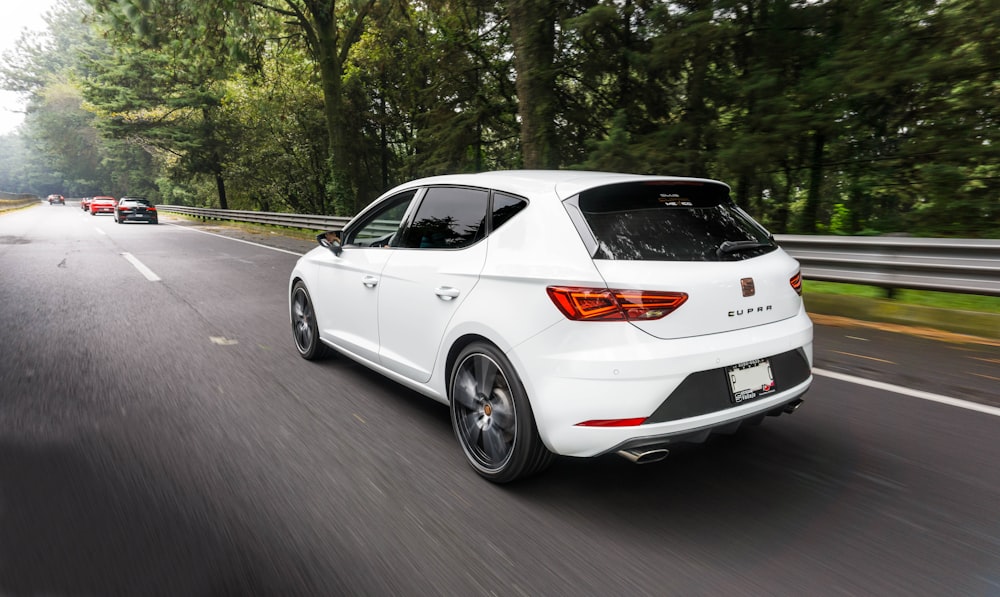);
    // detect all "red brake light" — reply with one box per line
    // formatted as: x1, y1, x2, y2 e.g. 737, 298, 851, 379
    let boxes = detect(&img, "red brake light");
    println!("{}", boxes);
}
790, 271, 803, 295
546, 287, 687, 321
147, 206, 156, 211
